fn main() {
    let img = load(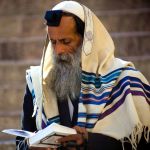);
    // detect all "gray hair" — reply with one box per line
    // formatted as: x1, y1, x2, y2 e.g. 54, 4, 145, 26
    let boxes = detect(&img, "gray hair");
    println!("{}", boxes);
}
48, 46, 82, 101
